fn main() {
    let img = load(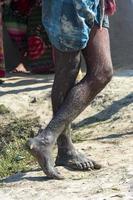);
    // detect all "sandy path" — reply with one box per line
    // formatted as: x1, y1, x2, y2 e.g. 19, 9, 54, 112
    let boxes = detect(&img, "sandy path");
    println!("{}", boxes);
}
0, 68, 133, 200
